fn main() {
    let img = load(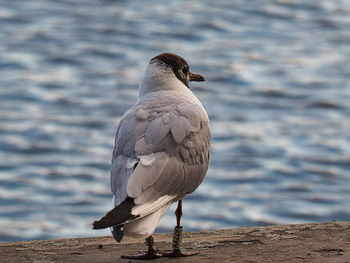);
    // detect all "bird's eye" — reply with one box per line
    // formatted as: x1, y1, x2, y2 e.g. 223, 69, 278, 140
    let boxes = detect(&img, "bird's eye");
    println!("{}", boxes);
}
182, 66, 189, 74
